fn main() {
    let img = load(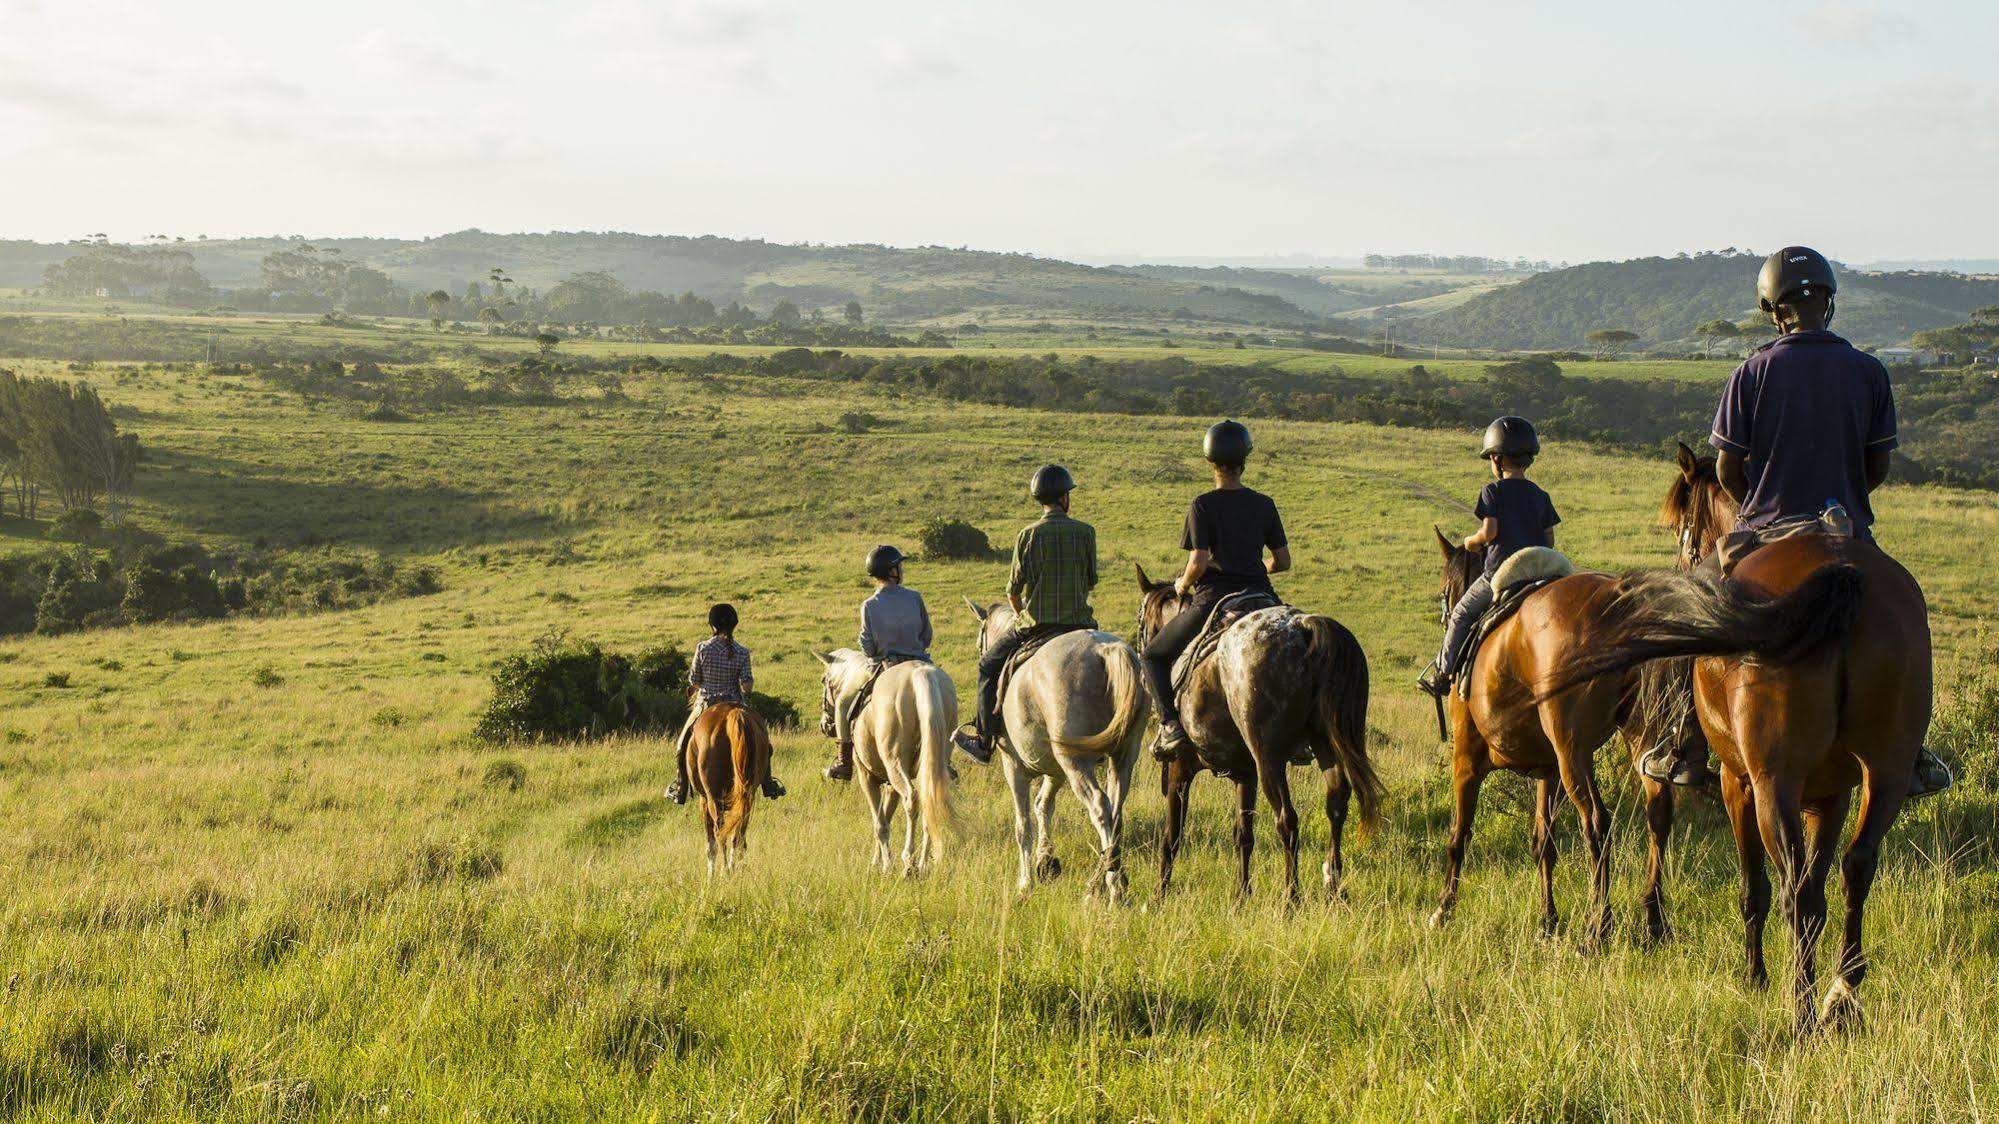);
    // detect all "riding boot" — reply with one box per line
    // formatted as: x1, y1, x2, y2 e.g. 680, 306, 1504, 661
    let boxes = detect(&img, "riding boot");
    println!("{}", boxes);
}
1639, 740, 1711, 788
952, 726, 996, 764
1416, 658, 1450, 699
822, 741, 854, 782
1909, 747, 1953, 799
761, 775, 786, 799
1151, 717, 1193, 762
